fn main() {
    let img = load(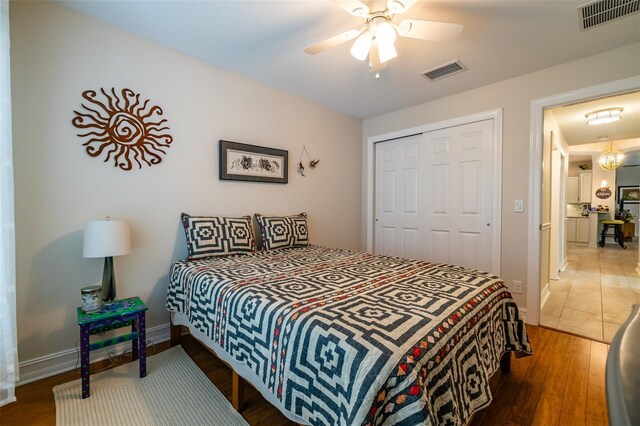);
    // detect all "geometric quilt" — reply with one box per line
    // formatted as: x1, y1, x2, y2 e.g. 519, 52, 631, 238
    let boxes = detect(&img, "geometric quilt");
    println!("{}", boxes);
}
167, 245, 532, 425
